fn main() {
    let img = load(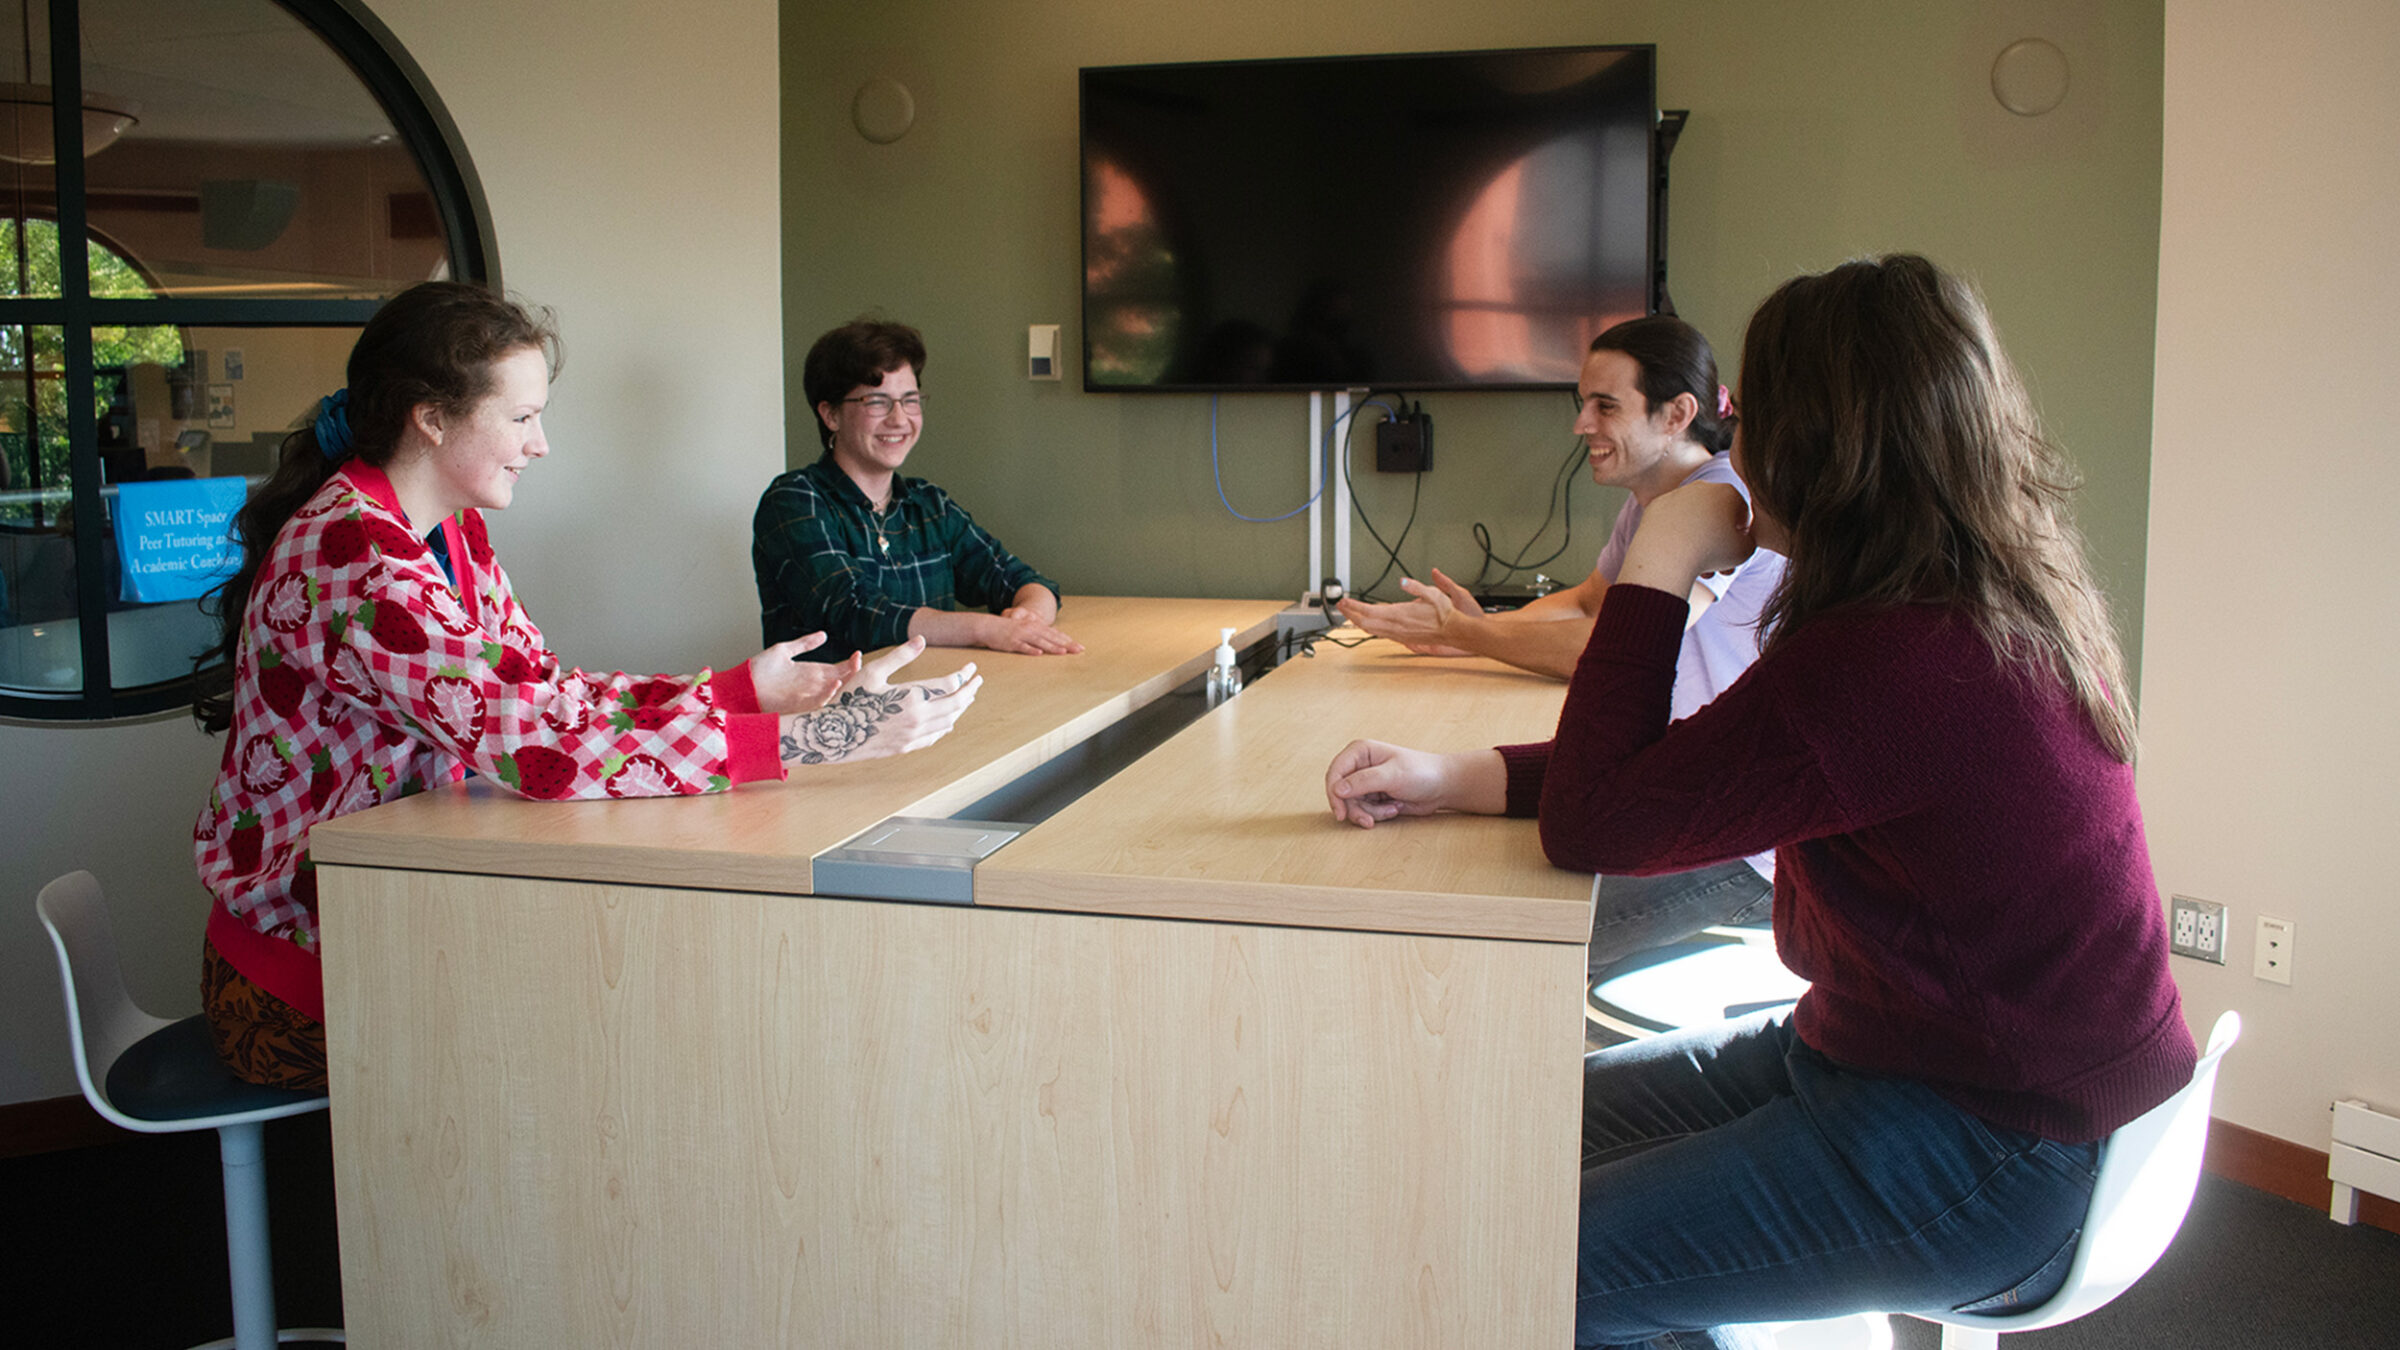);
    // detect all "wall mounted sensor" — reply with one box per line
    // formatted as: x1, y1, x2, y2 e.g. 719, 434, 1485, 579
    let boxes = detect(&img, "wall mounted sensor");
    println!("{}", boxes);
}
1029, 324, 1062, 380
